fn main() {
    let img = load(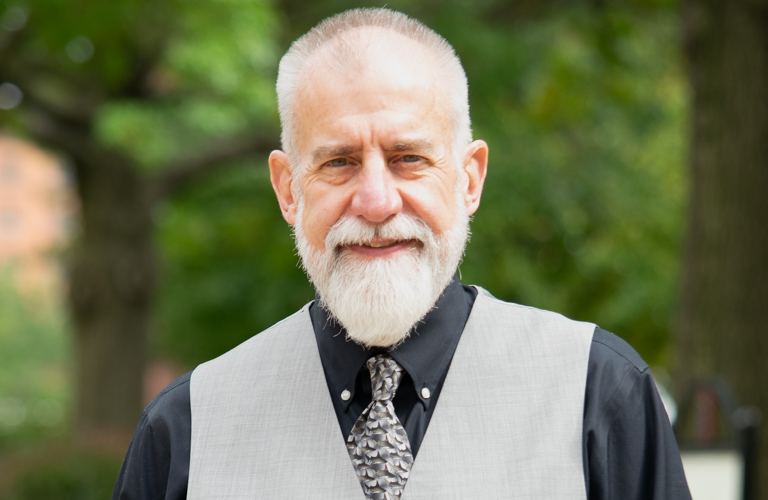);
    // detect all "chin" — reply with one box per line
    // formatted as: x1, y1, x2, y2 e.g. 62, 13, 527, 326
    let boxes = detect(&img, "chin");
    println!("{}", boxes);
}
294, 194, 470, 347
